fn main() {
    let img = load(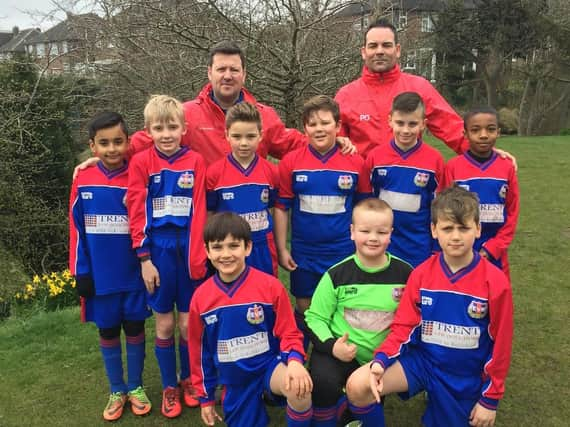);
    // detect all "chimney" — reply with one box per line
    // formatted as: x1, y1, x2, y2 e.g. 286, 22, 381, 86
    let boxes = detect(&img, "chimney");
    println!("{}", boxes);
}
12, 26, 19, 35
